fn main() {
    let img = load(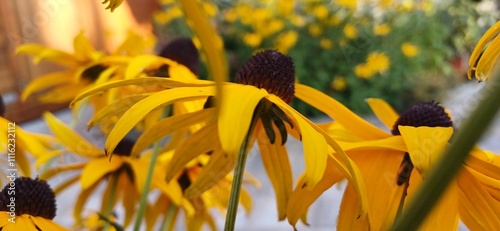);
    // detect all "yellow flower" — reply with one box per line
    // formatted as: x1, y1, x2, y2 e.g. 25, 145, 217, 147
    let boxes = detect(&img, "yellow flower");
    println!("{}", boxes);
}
335, 0, 357, 10
101, 0, 124, 12
366, 52, 390, 73
320, 38, 334, 50
468, 20, 500, 81
373, 23, 391, 36
0, 177, 68, 231
401, 42, 420, 57
313, 5, 329, 20
37, 112, 192, 228
71, 50, 368, 221
292, 15, 306, 27
379, 0, 394, 8
329, 15, 342, 26
202, 1, 218, 17
224, 9, 238, 22
343, 23, 358, 39
331, 76, 347, 91
243, 33, 263, 47
354, 64, 375, 79
274, 31, 298, 54
287, 97, 500, 230
308, 24, 323, 37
